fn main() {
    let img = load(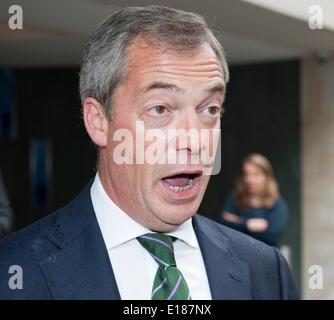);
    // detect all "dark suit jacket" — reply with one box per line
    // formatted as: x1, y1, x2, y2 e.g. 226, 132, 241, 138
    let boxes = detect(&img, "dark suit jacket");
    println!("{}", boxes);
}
0, 179, 299, 299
